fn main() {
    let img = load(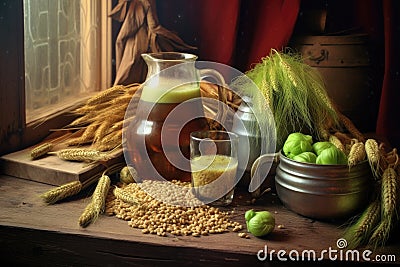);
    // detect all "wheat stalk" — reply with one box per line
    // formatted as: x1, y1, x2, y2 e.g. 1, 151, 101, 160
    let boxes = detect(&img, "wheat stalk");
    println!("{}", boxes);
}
78, 173, 111, 228
68, 112, 98, 127
92, 174, 111, 213
368, 218, 392, 248
78, 203, 98, 228
30, 142, 53, 160
79, 123, 99, 144
106, 120, 124, 135
354, 199, 381, 241
113, 186, 139, 205
381, 167, 398, 221
40, 181, 82, 204
30, 133, 75, 159
280, 60, 298, 88
334, 132, 352, 145
348, 142, 366, 168
74, 102, 111, 115
52, 148, 110, 162
95, 129, 122, 152
110, 94, 133, 106
343, 198, 381, 249
339, 113, 365, 142
65, 136, 88, 147
86, 85, 126, 106
329, 135, 345, 153
365, 139, 381, 179
93, 115, 123, 144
